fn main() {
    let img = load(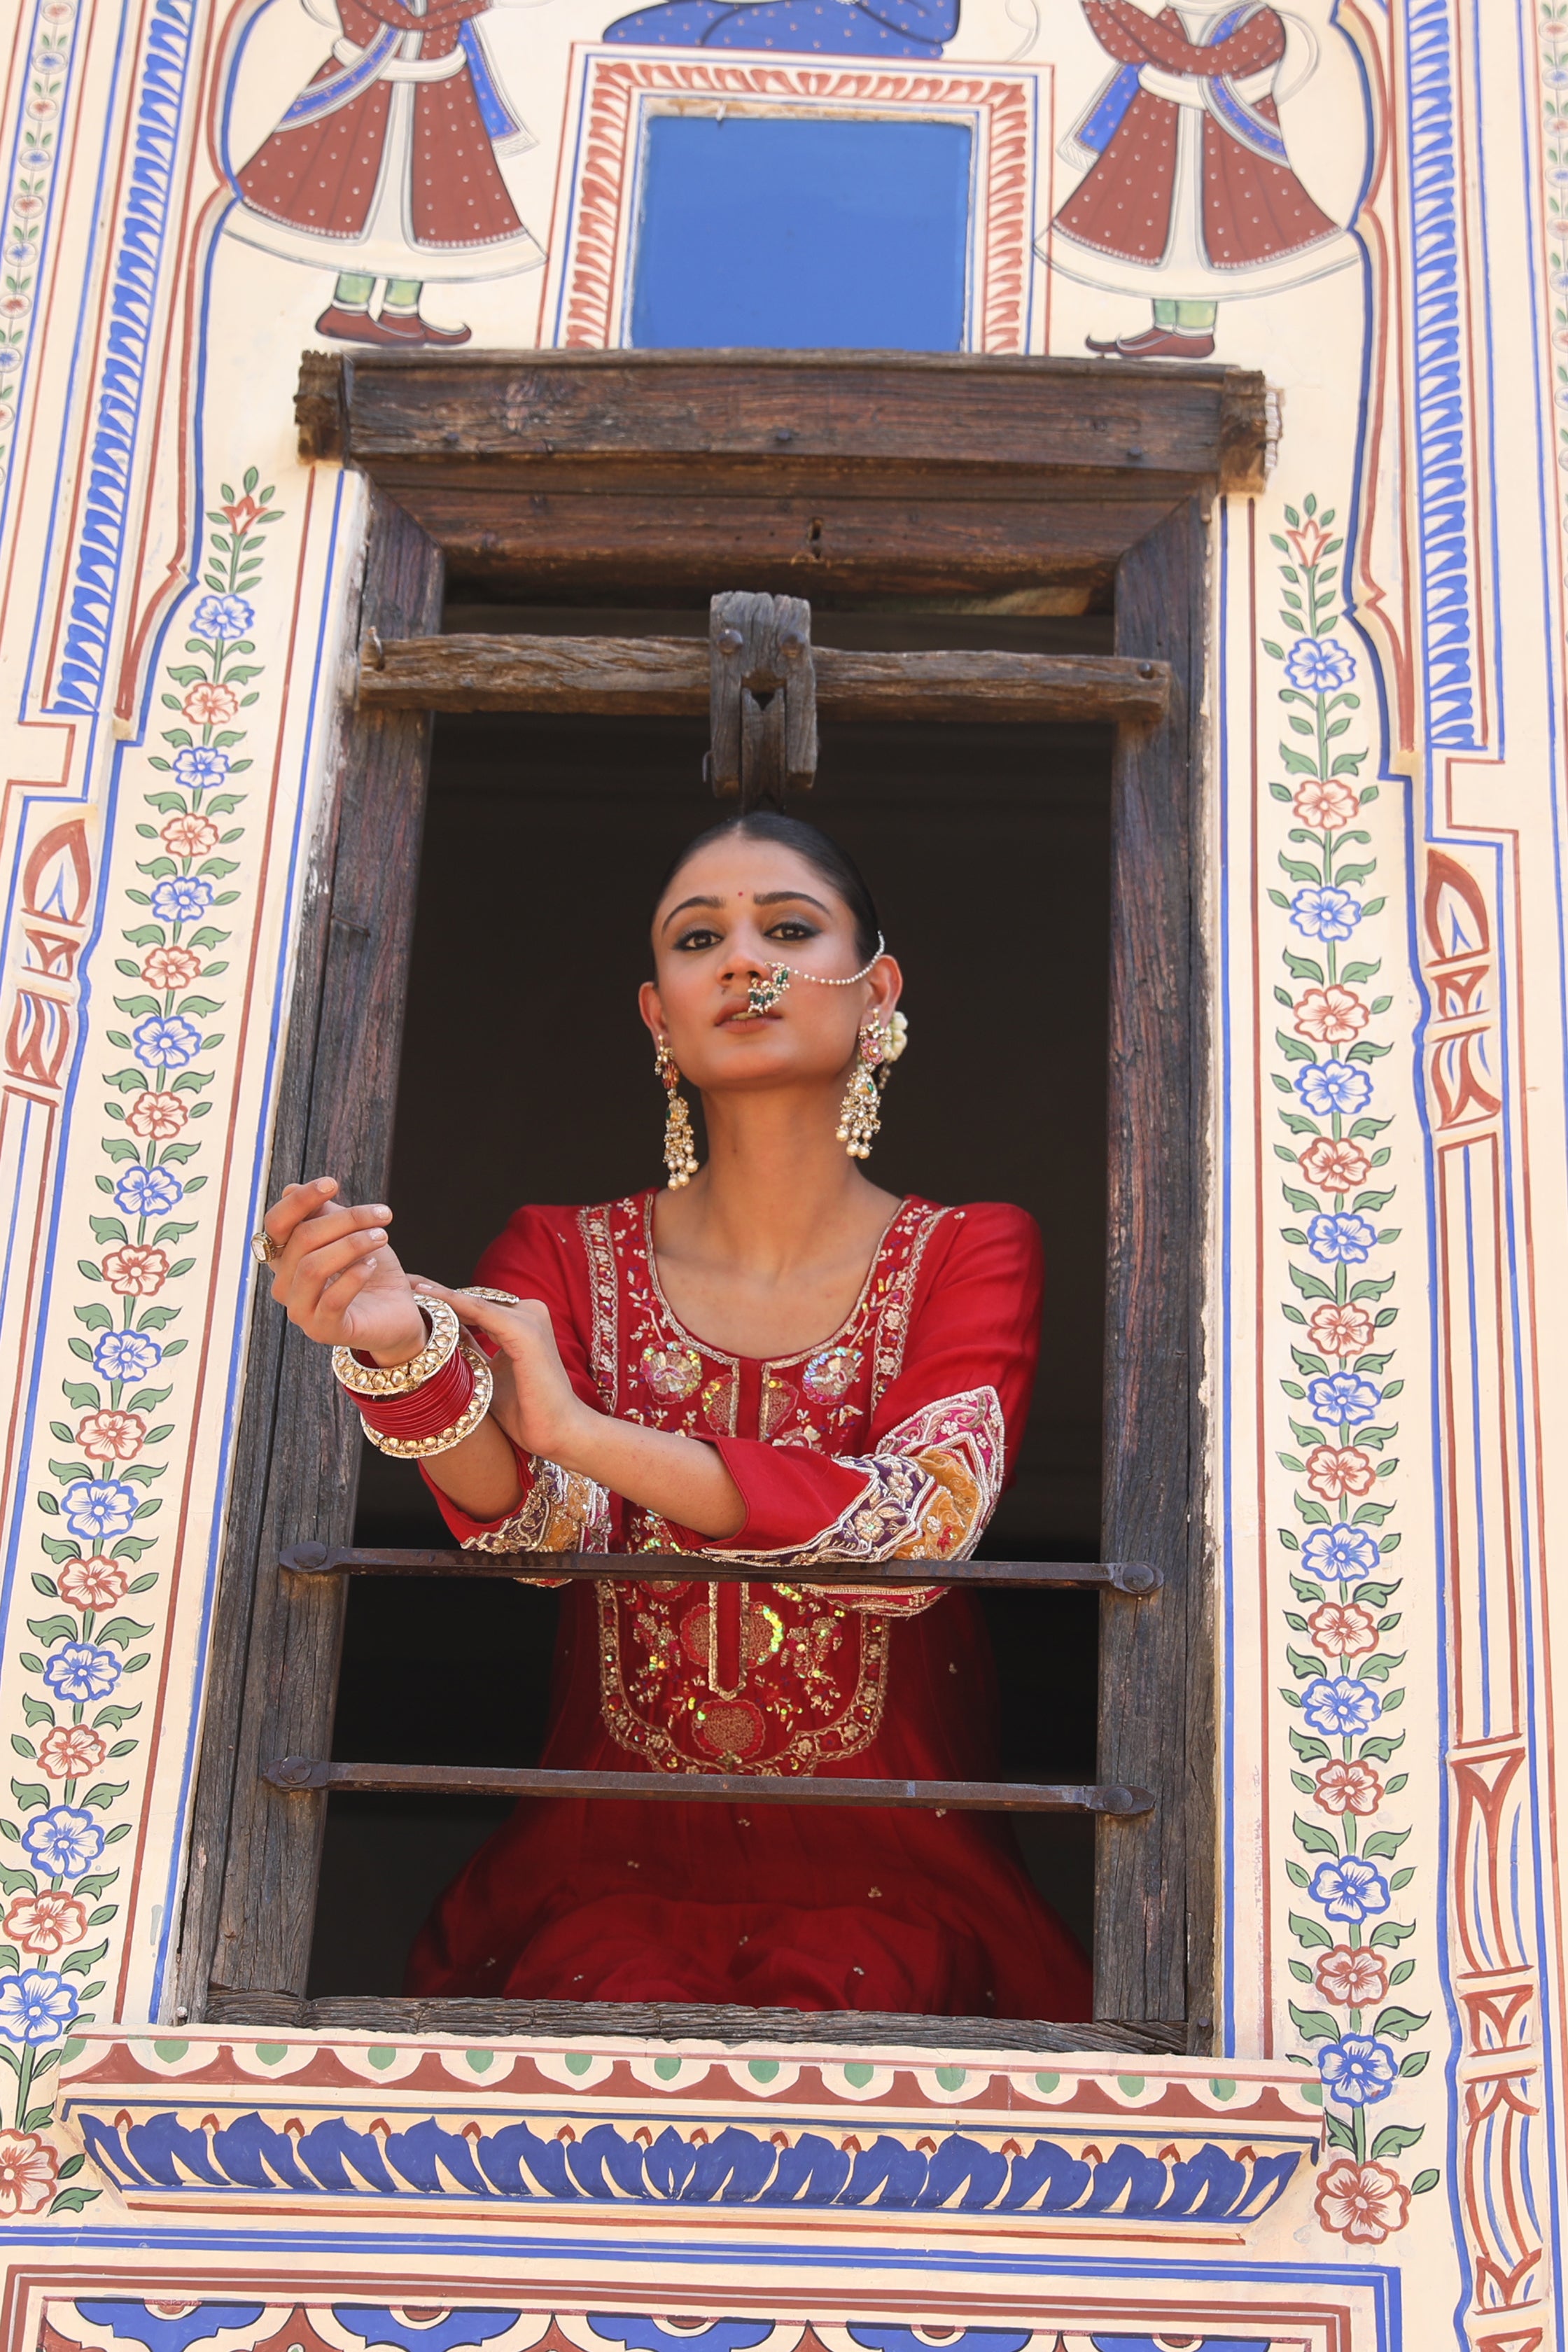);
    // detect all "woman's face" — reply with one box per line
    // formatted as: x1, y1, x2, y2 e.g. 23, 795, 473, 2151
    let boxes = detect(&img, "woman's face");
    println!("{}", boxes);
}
641, 836, 900, 1093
